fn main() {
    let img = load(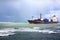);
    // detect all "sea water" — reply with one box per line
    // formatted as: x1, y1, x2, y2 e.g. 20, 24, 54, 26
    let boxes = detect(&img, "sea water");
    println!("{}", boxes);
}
0, 23, 60, 40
